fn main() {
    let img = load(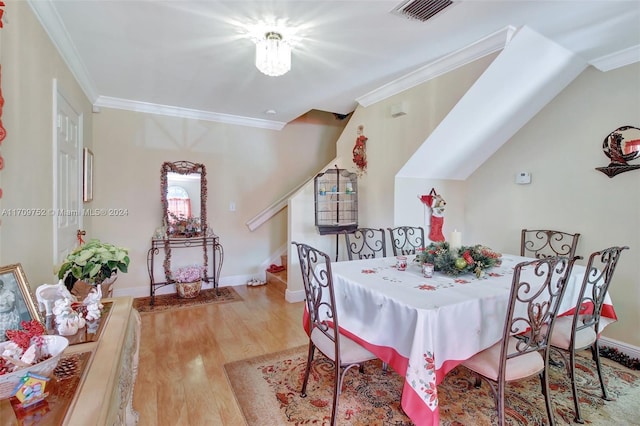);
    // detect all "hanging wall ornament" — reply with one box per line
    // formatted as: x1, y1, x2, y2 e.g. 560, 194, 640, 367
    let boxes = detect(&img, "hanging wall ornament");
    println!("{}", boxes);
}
419, 188, 446, 242
352, 125, 367, 176
595, 125, 640, 178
